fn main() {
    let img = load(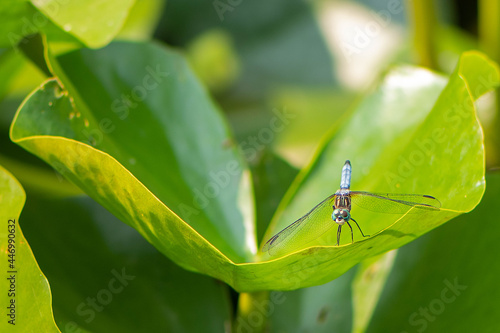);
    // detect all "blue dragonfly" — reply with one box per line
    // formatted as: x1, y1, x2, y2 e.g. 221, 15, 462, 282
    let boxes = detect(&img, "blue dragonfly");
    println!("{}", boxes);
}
262, 160, 441, 255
